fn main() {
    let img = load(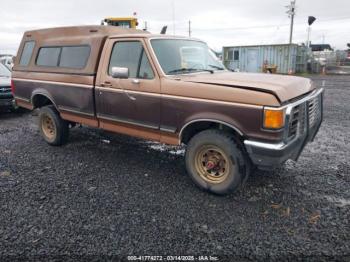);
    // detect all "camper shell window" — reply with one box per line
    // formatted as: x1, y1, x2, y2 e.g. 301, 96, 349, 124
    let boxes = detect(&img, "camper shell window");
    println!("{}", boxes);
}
60, 46, 91, 69
36, 45, 91, 69
19, 41, 35, 66
36, 47, 61, 67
